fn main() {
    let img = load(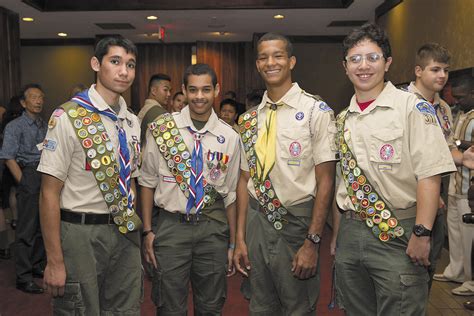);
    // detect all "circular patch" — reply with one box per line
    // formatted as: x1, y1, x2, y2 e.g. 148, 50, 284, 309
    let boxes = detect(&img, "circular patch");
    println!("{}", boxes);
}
379, 222, 389, 232
82, 117, 92, 126
356, 190, 364, 200
95, 171, 105, 181
77, 107, 87, 116
361, 198, 369, 208
68, 109, 78, 118
357, 175, 366, 185
114, 216, 124, 225
100, 182, 110, 192
106, 142, 114, 151
109, 205, 119, 214
166, 121, 175, 129
97, 123, 105, 132
295, 112, 304, 121
362, 184, 372, 193
366, 207, 376, 217
166, 139, 175, 147
127, 221, 135, 231
97, 145, 106, 154
380, 209, 391, 219
101, 155, 111, 166
348, 159, 356, 169
82, 138, 93, 148
163, 132, 171, 140
170, 147, 178, 155
368, 193, 378, 203
91, 113, 100, 122
289, 141, 302, 157
78, 129, 88, 138
351, 182, 359, 191
87, 125, 97, 135
380, 144, 394, 161
178, 143, 186, 152
170, 128, 179, 136
101, 132, 109, 141
177, 163, 186, 171
366, 218, 374, 228
273, 221, 283, 230
379, 232, 390, 242
374, 200, 385, 211
394, 226, 405, 237
90, 159, 101, 169
104, 193, 114, 203
353, 167, 361, 177
387, 217, 398, 228
209, 168, 221, 181
217, 135, 225, 144
373, 214, 382, 224
74, 119, 83, 129
93, 135, 102, 145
